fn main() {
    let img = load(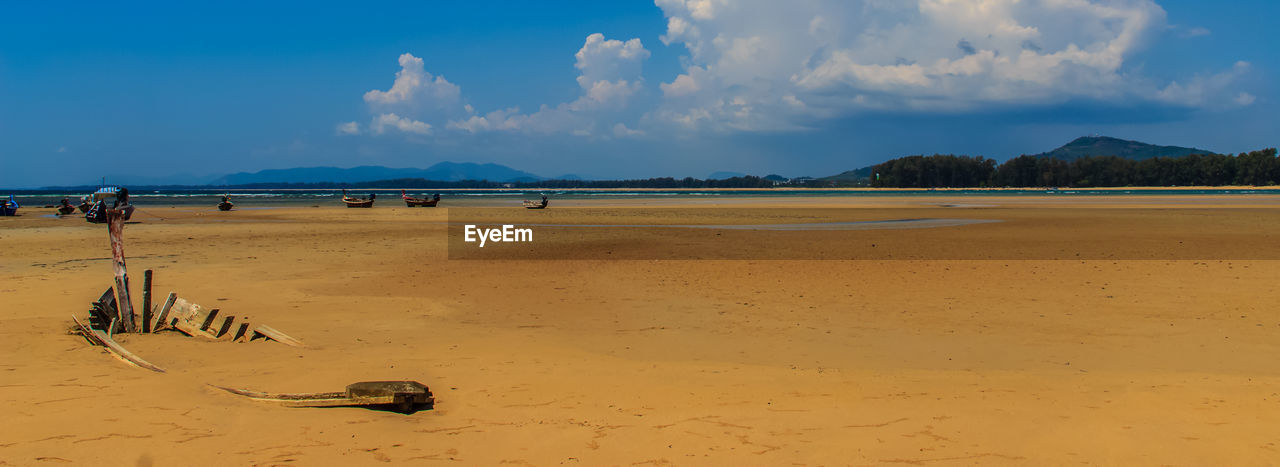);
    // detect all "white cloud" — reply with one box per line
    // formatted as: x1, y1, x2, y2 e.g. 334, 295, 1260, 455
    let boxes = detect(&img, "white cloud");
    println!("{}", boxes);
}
575, 33, 650, 89
335, 121, 360, 135
1155, 61, 1253, 108
370, 113, 432, 135
363, 53, 463, 114
444, 33, 650, 136
613, 123, 646, 137
651, 0, 1253, 131
348, 35, 651, 140
661, 73, 700, 97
